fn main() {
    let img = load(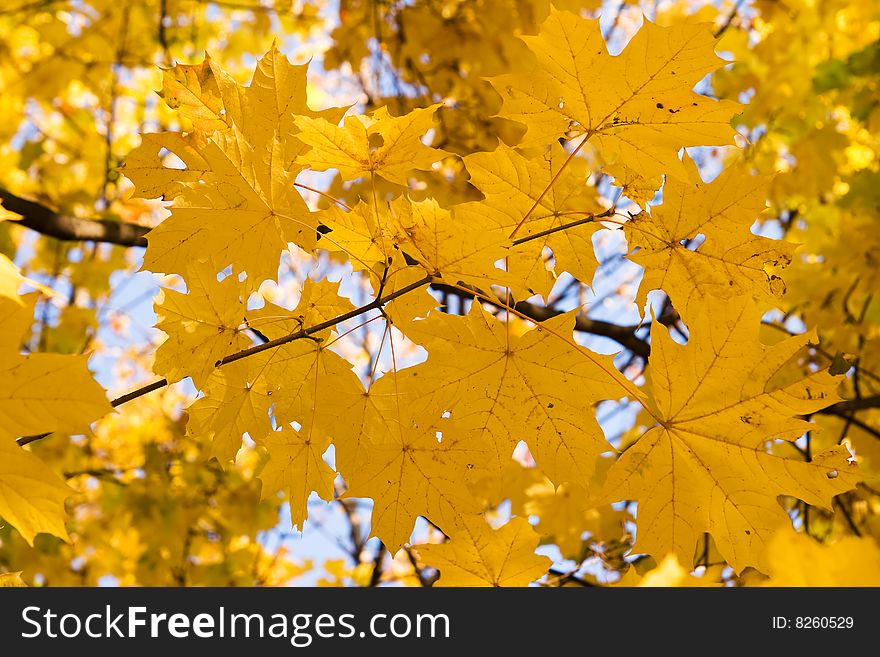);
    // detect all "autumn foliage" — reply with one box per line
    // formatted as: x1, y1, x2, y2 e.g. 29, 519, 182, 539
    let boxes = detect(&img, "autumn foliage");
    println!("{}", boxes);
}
1, 0, 879, 588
